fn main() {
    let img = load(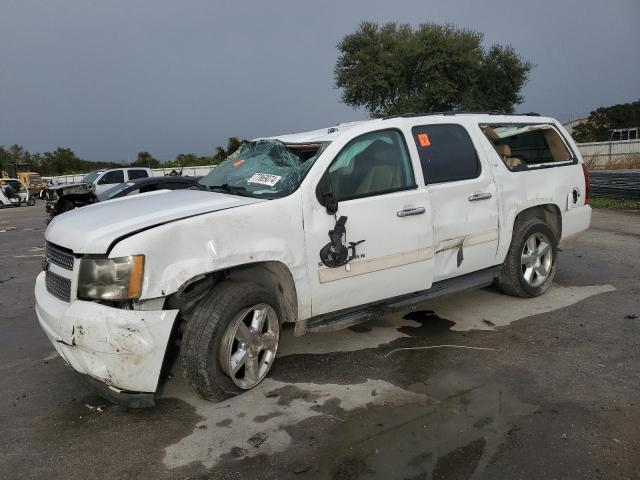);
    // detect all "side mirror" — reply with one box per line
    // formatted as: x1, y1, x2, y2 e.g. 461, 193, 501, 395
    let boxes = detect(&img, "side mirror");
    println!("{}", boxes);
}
316, 173, 338, 215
